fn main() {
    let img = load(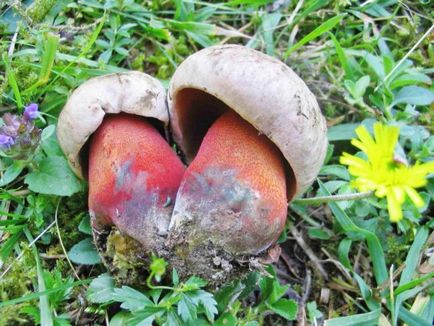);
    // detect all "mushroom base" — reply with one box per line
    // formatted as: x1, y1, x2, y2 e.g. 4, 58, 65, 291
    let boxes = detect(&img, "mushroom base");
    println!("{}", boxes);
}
166, 218, 281, 286
92, 221, 280, 288
93, 225, 154, 287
